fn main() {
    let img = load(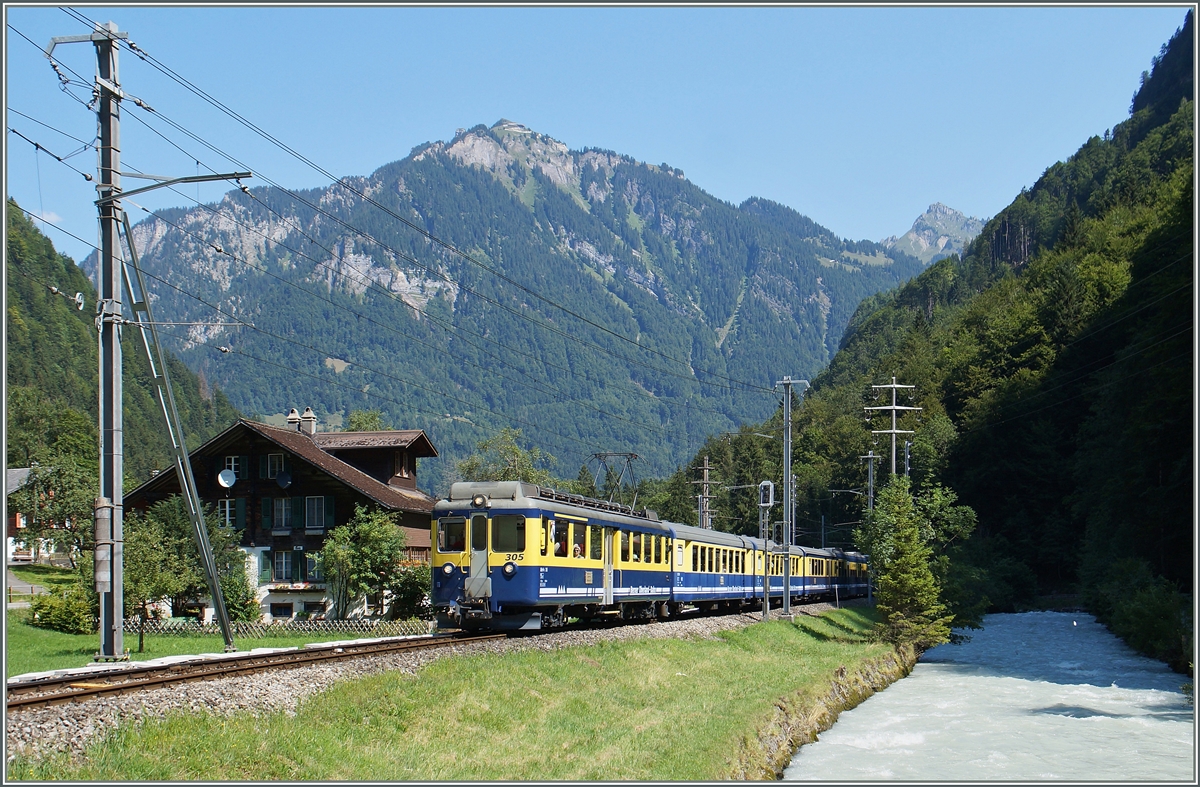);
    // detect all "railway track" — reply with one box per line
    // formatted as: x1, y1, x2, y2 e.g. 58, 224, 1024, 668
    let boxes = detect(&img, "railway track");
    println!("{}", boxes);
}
6, 631, 506, 712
